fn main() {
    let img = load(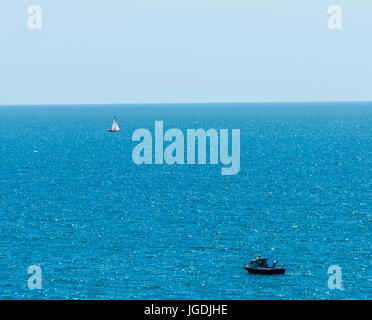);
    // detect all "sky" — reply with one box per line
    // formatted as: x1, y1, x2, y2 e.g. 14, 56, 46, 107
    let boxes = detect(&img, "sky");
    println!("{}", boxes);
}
0, 0, 371, 105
